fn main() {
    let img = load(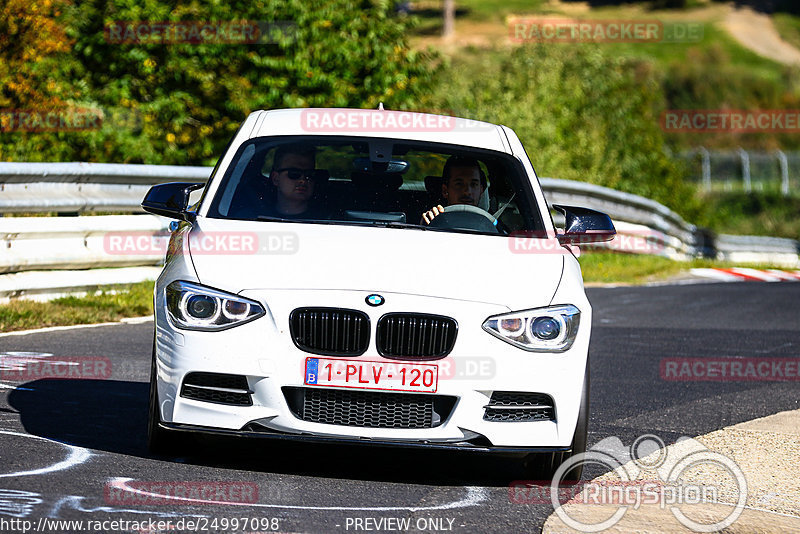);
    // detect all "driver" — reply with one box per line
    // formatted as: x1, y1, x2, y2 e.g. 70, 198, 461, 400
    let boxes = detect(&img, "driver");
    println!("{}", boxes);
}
421, 156, 487, 224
